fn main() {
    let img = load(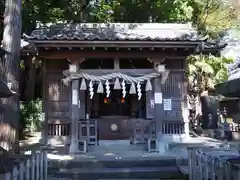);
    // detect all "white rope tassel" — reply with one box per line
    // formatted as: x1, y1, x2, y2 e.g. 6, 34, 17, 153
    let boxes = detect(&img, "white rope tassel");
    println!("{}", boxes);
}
114, 78, 121, 89
80, 78, 87, 90
161, 70, 170, 84
62, 77, 70, 86
105, 80, 110, 97
145, 79, 152, 91
129, 82, 136, 94
97, 81, 104, 93
137, 82, 142, 100
89, 80, 94, 99
121, 80, 126, 98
